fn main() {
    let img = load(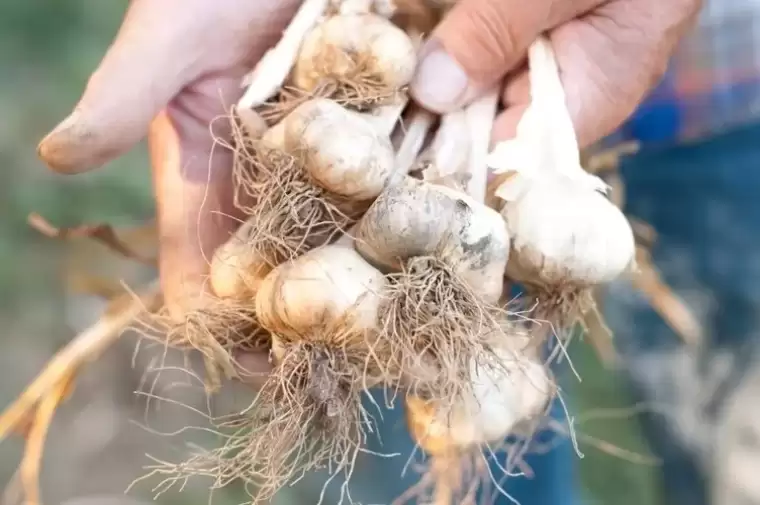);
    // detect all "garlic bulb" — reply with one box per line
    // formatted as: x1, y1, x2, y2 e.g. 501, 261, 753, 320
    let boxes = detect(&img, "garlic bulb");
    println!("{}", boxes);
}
256, 244, 387, 341
293, 14, 417, 94
497, 174, 635, 287
406, 342, 552, 456
356, 176, 510, 304
487, 35, 635, 289
280, 98, 396, 199
210, 219, 271, 299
